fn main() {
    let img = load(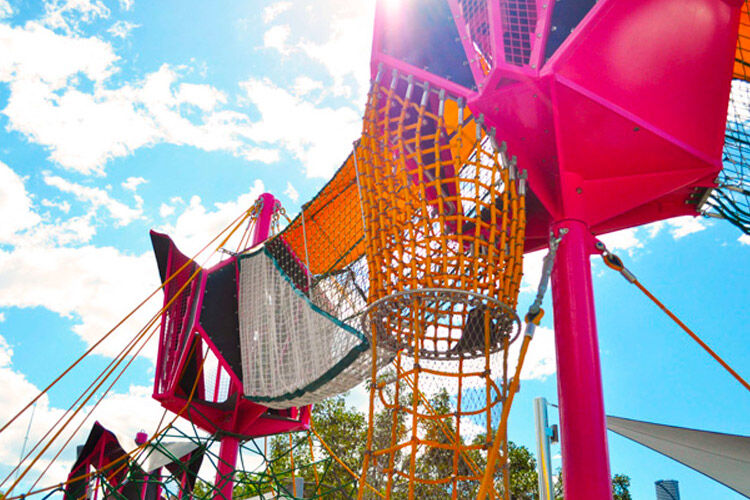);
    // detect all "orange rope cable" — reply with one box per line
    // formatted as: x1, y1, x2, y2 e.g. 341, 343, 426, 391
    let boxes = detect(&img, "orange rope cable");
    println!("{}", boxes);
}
6, 270, 200, 498
0, 208, 251, 437
633, 279, 750, 393
3, 208, 254, 498
6, 337, 208, 500
601, 249, 750, 394
26, 320, 163, 494
2, 255, 207, 493
0, 317, 158, 492
477, 333, 533, 500
308, 424, 385, 499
